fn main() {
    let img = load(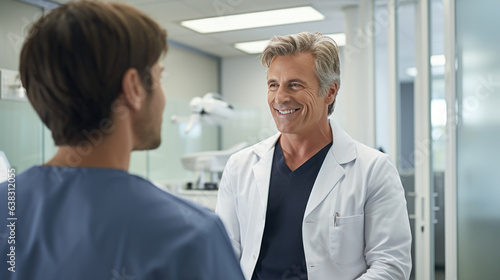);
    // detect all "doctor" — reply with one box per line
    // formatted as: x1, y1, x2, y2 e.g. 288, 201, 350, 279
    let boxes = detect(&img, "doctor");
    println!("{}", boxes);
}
216, 32, 412, 280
